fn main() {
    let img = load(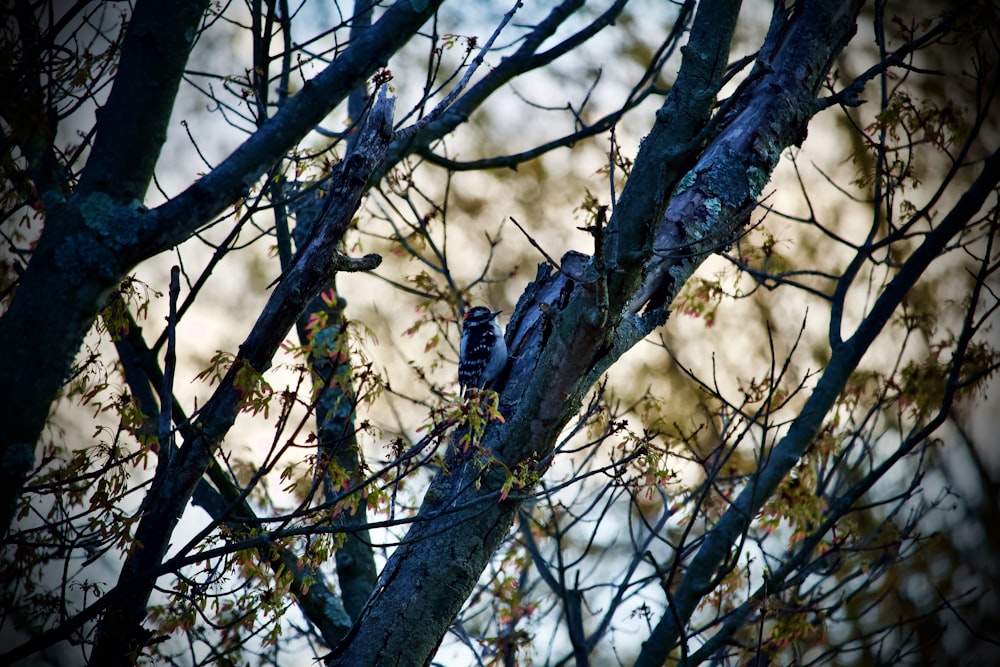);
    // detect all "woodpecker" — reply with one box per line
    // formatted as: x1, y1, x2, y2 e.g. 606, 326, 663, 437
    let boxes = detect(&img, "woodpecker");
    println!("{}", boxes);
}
459, 307, 507, 392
